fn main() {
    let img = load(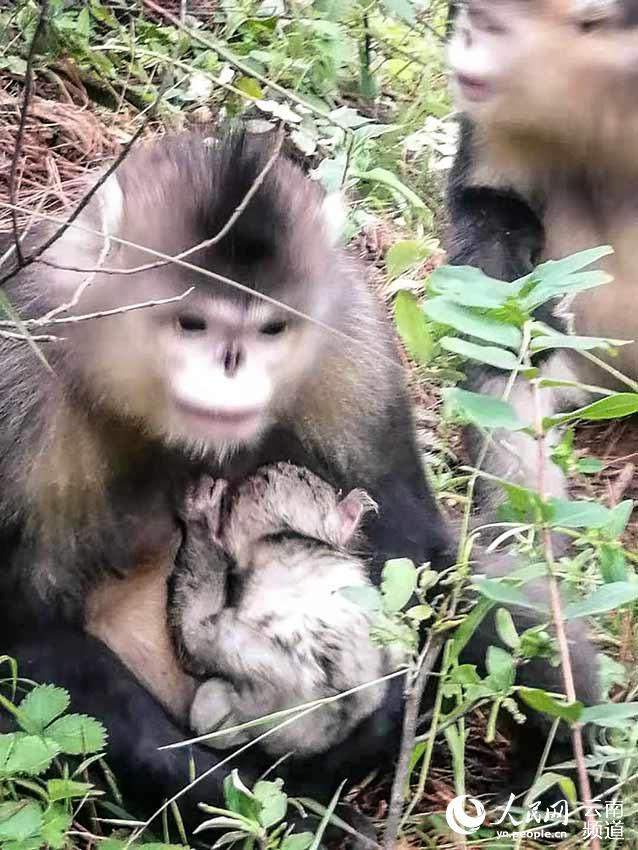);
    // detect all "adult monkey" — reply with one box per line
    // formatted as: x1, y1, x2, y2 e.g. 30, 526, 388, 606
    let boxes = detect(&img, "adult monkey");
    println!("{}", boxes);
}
0, 130, 596, 821
446, 0, 638, 506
